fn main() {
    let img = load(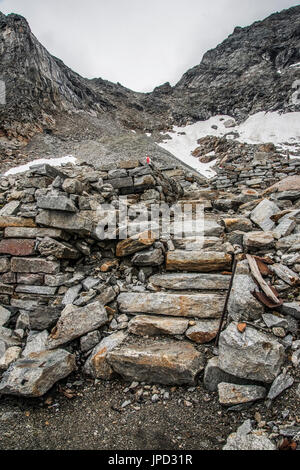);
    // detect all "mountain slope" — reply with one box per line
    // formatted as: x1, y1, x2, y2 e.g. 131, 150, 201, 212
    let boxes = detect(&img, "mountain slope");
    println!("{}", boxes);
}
0, 6, 299, 169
